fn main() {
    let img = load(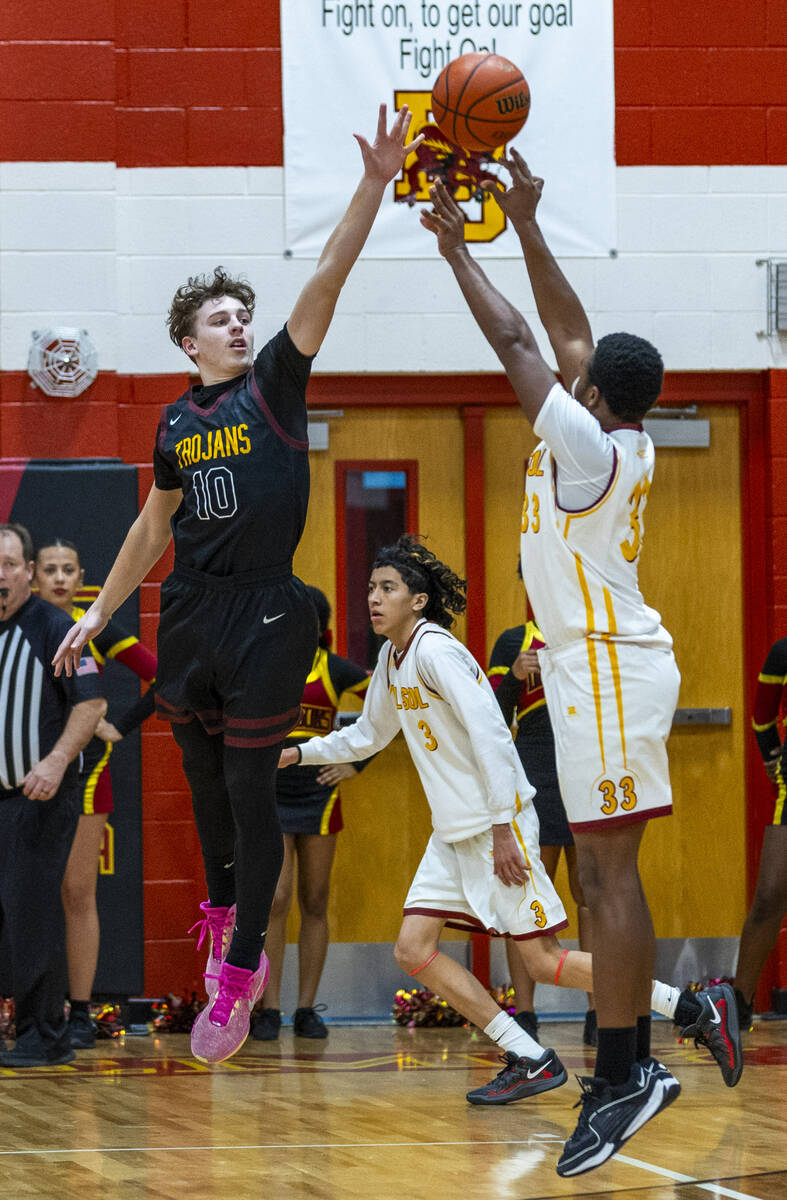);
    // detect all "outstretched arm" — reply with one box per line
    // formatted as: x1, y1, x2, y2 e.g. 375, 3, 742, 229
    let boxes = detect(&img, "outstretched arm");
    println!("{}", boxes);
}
280, 658, 399, 768
422, 179, 556, 425
53, 484, 181, 676
483, 150, 594, 387
287, 104, 423, 357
